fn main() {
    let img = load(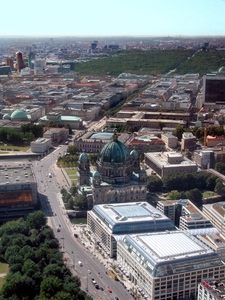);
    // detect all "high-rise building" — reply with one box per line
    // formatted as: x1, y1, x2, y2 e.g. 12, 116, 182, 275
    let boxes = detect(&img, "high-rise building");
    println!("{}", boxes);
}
6, 57, 14, 71
16, 51, 24, 72
202, 67, 225, 104
28, 52, 35, 69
